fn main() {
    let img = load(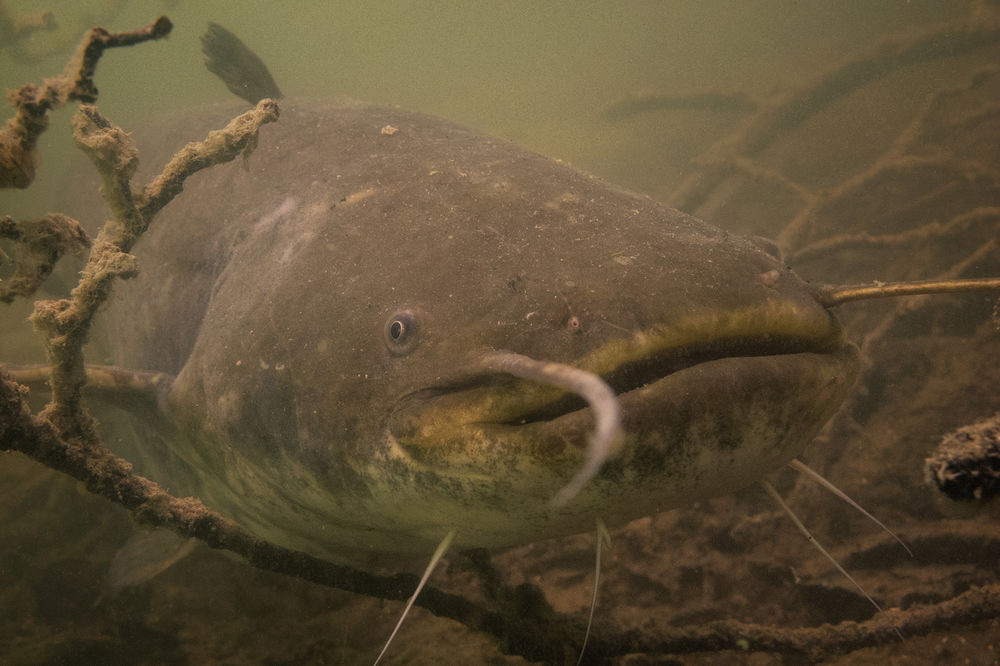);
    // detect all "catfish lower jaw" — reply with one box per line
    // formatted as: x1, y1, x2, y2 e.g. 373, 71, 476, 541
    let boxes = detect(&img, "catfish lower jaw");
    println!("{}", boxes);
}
373, 343, 860, 555
529, 344, 861, 515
